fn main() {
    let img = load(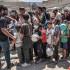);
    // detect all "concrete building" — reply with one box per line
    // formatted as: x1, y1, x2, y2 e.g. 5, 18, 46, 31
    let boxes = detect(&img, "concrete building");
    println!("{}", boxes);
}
0, 0, 70, 10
